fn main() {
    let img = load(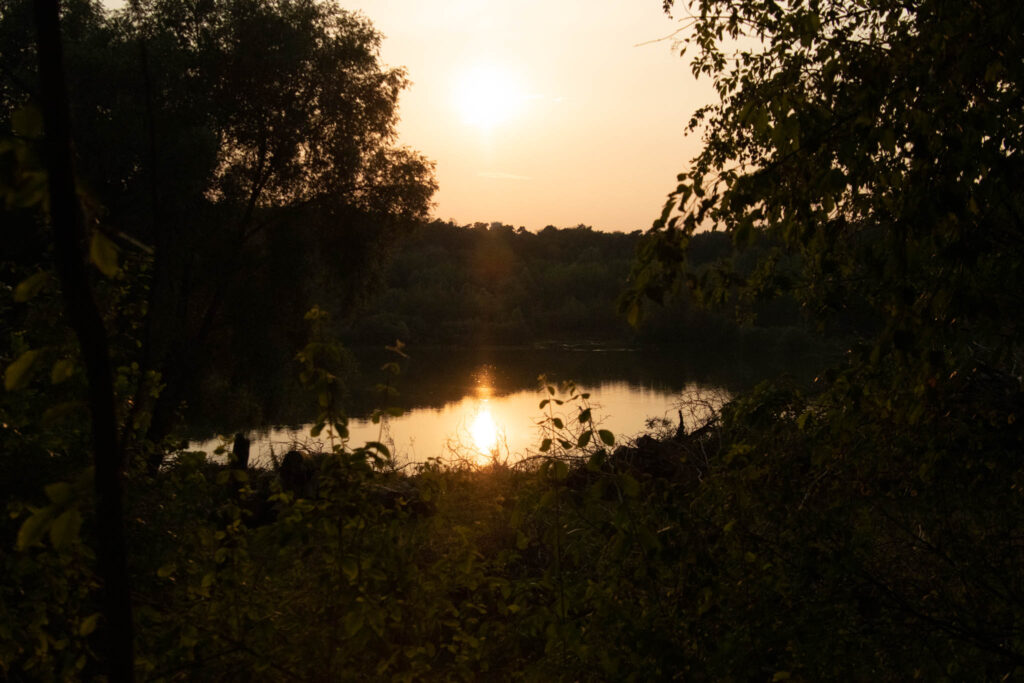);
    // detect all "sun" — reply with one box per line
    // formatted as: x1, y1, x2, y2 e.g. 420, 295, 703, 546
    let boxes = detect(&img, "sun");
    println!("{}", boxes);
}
452, 64, 526, 131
